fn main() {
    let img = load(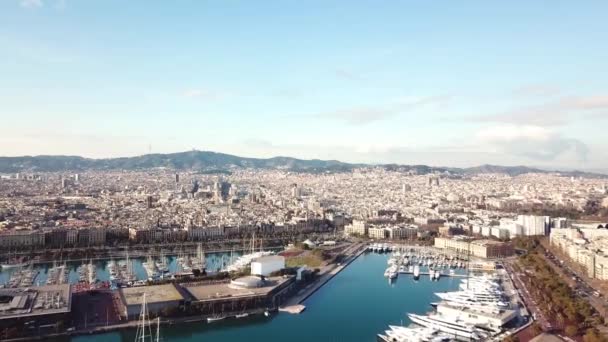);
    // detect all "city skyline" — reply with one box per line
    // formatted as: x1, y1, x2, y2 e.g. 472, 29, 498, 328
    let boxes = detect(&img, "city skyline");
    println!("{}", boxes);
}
1, 0, 608, 169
